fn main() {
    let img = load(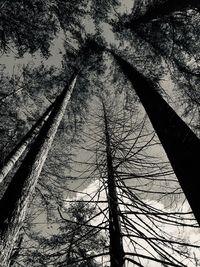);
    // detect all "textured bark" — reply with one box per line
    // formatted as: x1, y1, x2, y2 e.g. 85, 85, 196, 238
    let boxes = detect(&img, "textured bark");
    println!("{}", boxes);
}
102, 102, 125, 267
129, 0, 200, 25
0, 103, 53, 183
0, 88, 24, 103
8, 234, 23, 267
113, 52, 200, 226
0, 73, 78, 266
